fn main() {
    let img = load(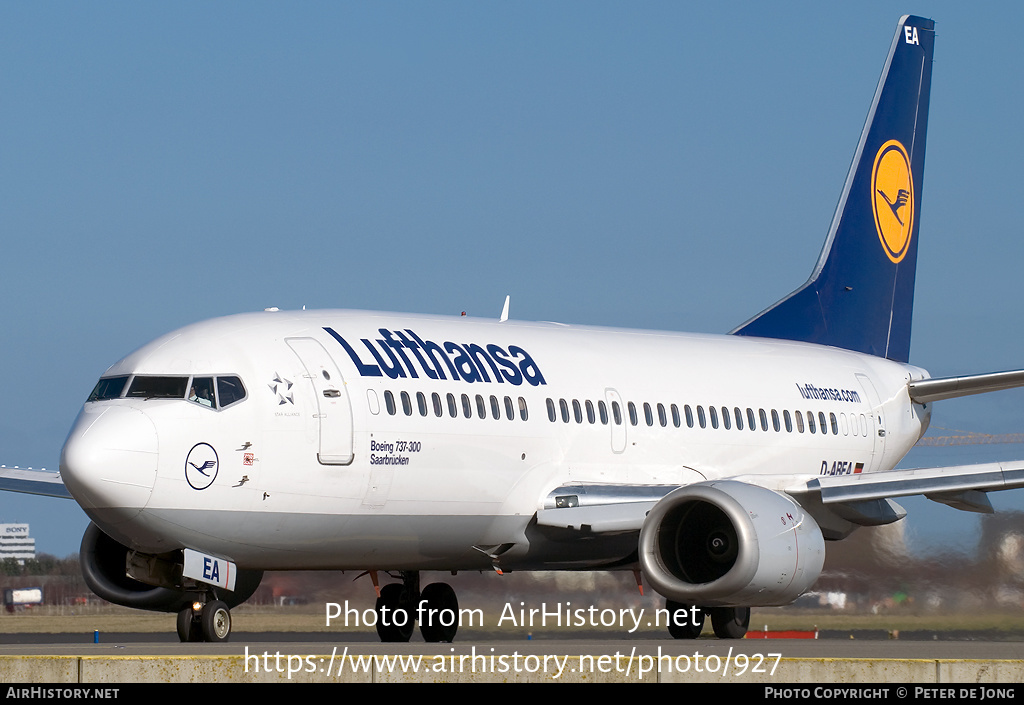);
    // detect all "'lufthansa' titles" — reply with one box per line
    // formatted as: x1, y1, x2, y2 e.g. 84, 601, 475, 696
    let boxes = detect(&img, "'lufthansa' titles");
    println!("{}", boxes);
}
325, 327, 547, 386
